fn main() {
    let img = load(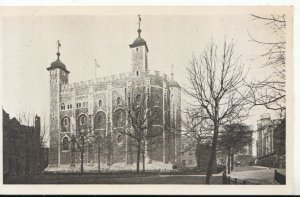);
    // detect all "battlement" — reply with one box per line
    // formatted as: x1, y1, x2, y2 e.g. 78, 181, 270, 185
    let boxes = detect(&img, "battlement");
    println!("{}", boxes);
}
94, 72, 133, 84
60, 70, 171, 93
61, 72, 134, 93
149, 70, 169, 81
